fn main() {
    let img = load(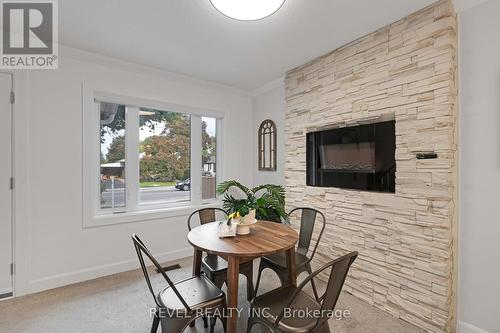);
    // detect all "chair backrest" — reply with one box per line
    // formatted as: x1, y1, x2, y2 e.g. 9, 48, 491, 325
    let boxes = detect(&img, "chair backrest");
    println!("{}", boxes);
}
274, 251, 358, 330
131, 234, 192, 312
316, 252, 358, 328
187, 207, 227, 231
288, 207, 326, 258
